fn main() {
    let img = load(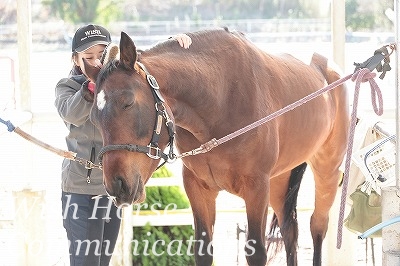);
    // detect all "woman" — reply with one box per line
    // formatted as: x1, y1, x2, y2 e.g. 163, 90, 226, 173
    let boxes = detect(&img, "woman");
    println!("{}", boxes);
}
54, 24, 191, 266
